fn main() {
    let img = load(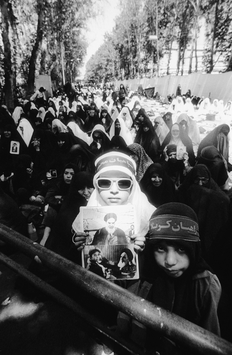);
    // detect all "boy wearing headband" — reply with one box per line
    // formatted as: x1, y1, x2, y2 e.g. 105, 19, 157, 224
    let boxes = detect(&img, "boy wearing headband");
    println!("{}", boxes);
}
117, 202, 221, 353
